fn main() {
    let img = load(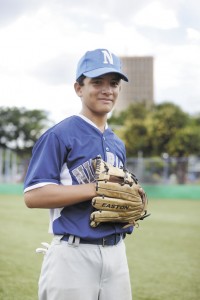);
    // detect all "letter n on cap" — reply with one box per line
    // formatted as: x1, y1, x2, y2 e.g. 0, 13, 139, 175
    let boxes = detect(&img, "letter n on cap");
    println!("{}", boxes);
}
101, 50, 113, 65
